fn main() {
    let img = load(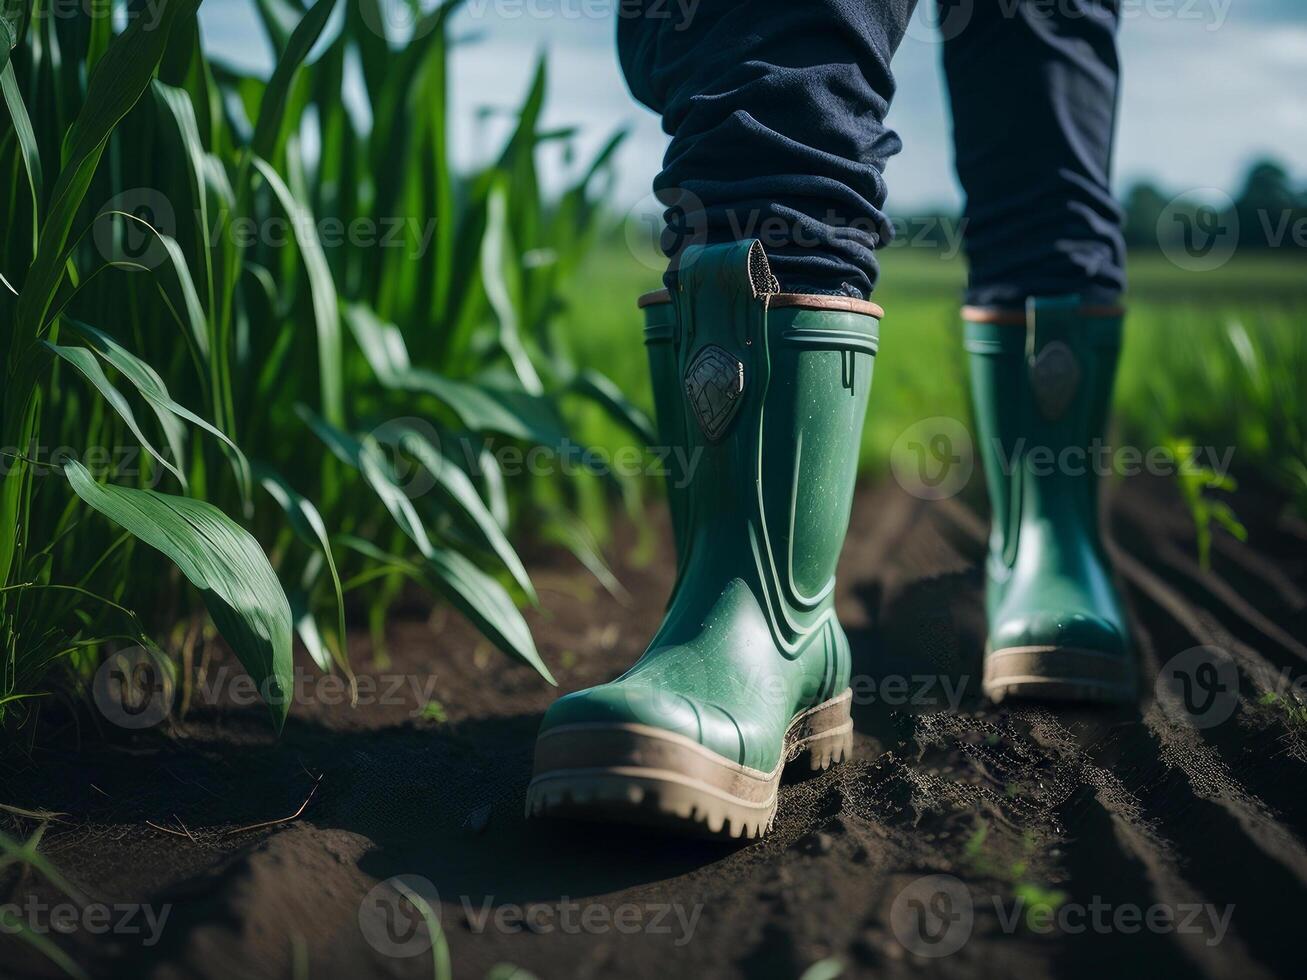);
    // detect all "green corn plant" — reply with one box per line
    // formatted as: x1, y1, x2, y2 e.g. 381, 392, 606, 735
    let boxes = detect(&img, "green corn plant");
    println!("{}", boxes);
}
1166, 438, 1248, 571
0, 0, 645, 735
